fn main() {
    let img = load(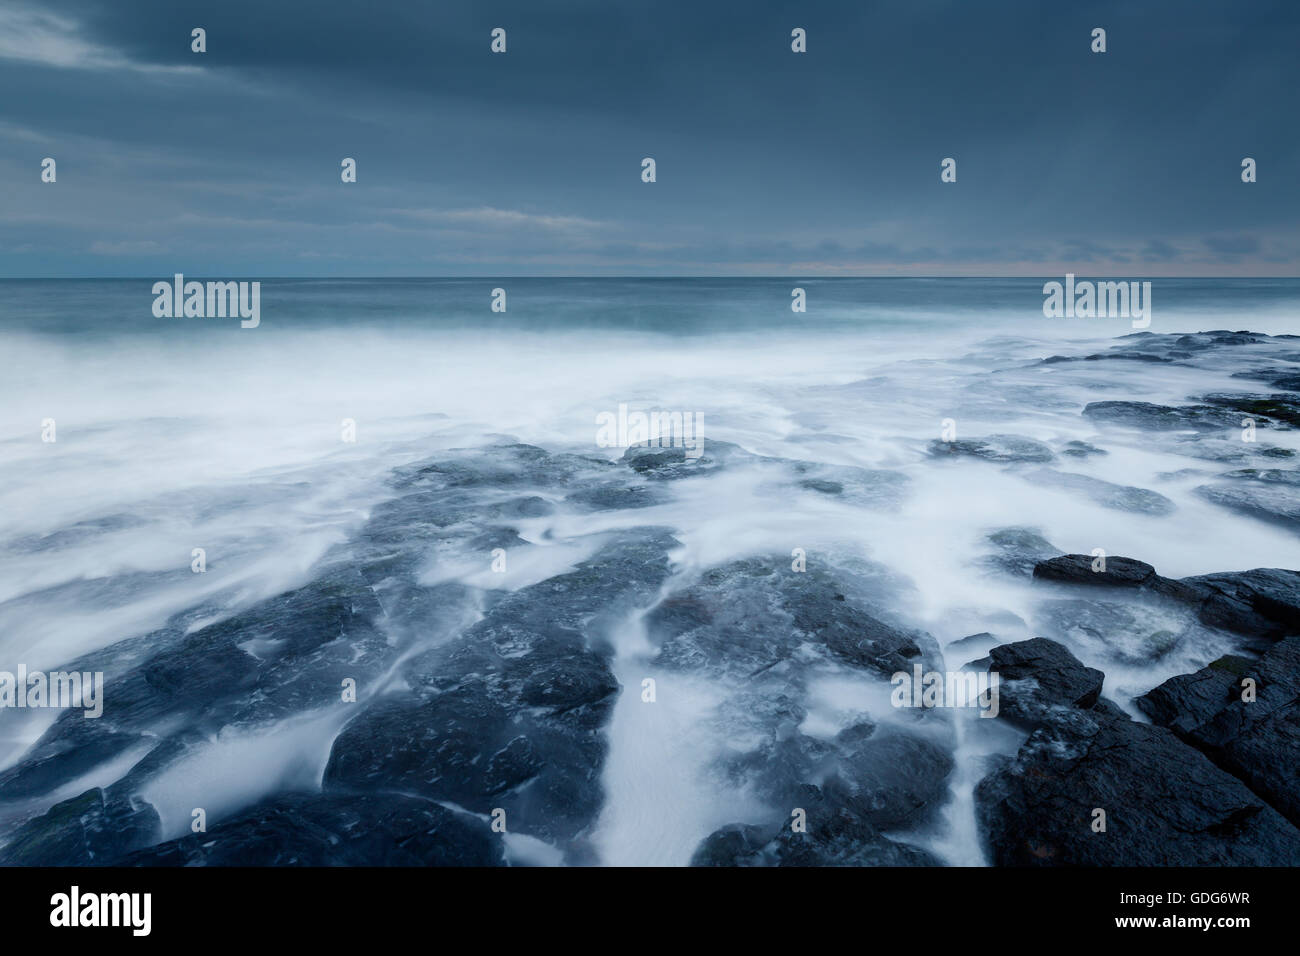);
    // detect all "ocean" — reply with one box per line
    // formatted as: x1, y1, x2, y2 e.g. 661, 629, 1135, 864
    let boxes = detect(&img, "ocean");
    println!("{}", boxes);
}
1, 277, 1298, 866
